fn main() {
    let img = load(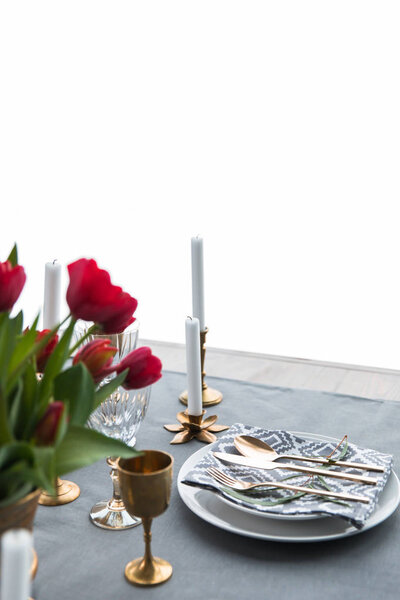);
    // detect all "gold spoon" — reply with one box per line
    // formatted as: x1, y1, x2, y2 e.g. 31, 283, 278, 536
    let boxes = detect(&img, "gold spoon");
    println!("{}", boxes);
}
234, 435, 385, 473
